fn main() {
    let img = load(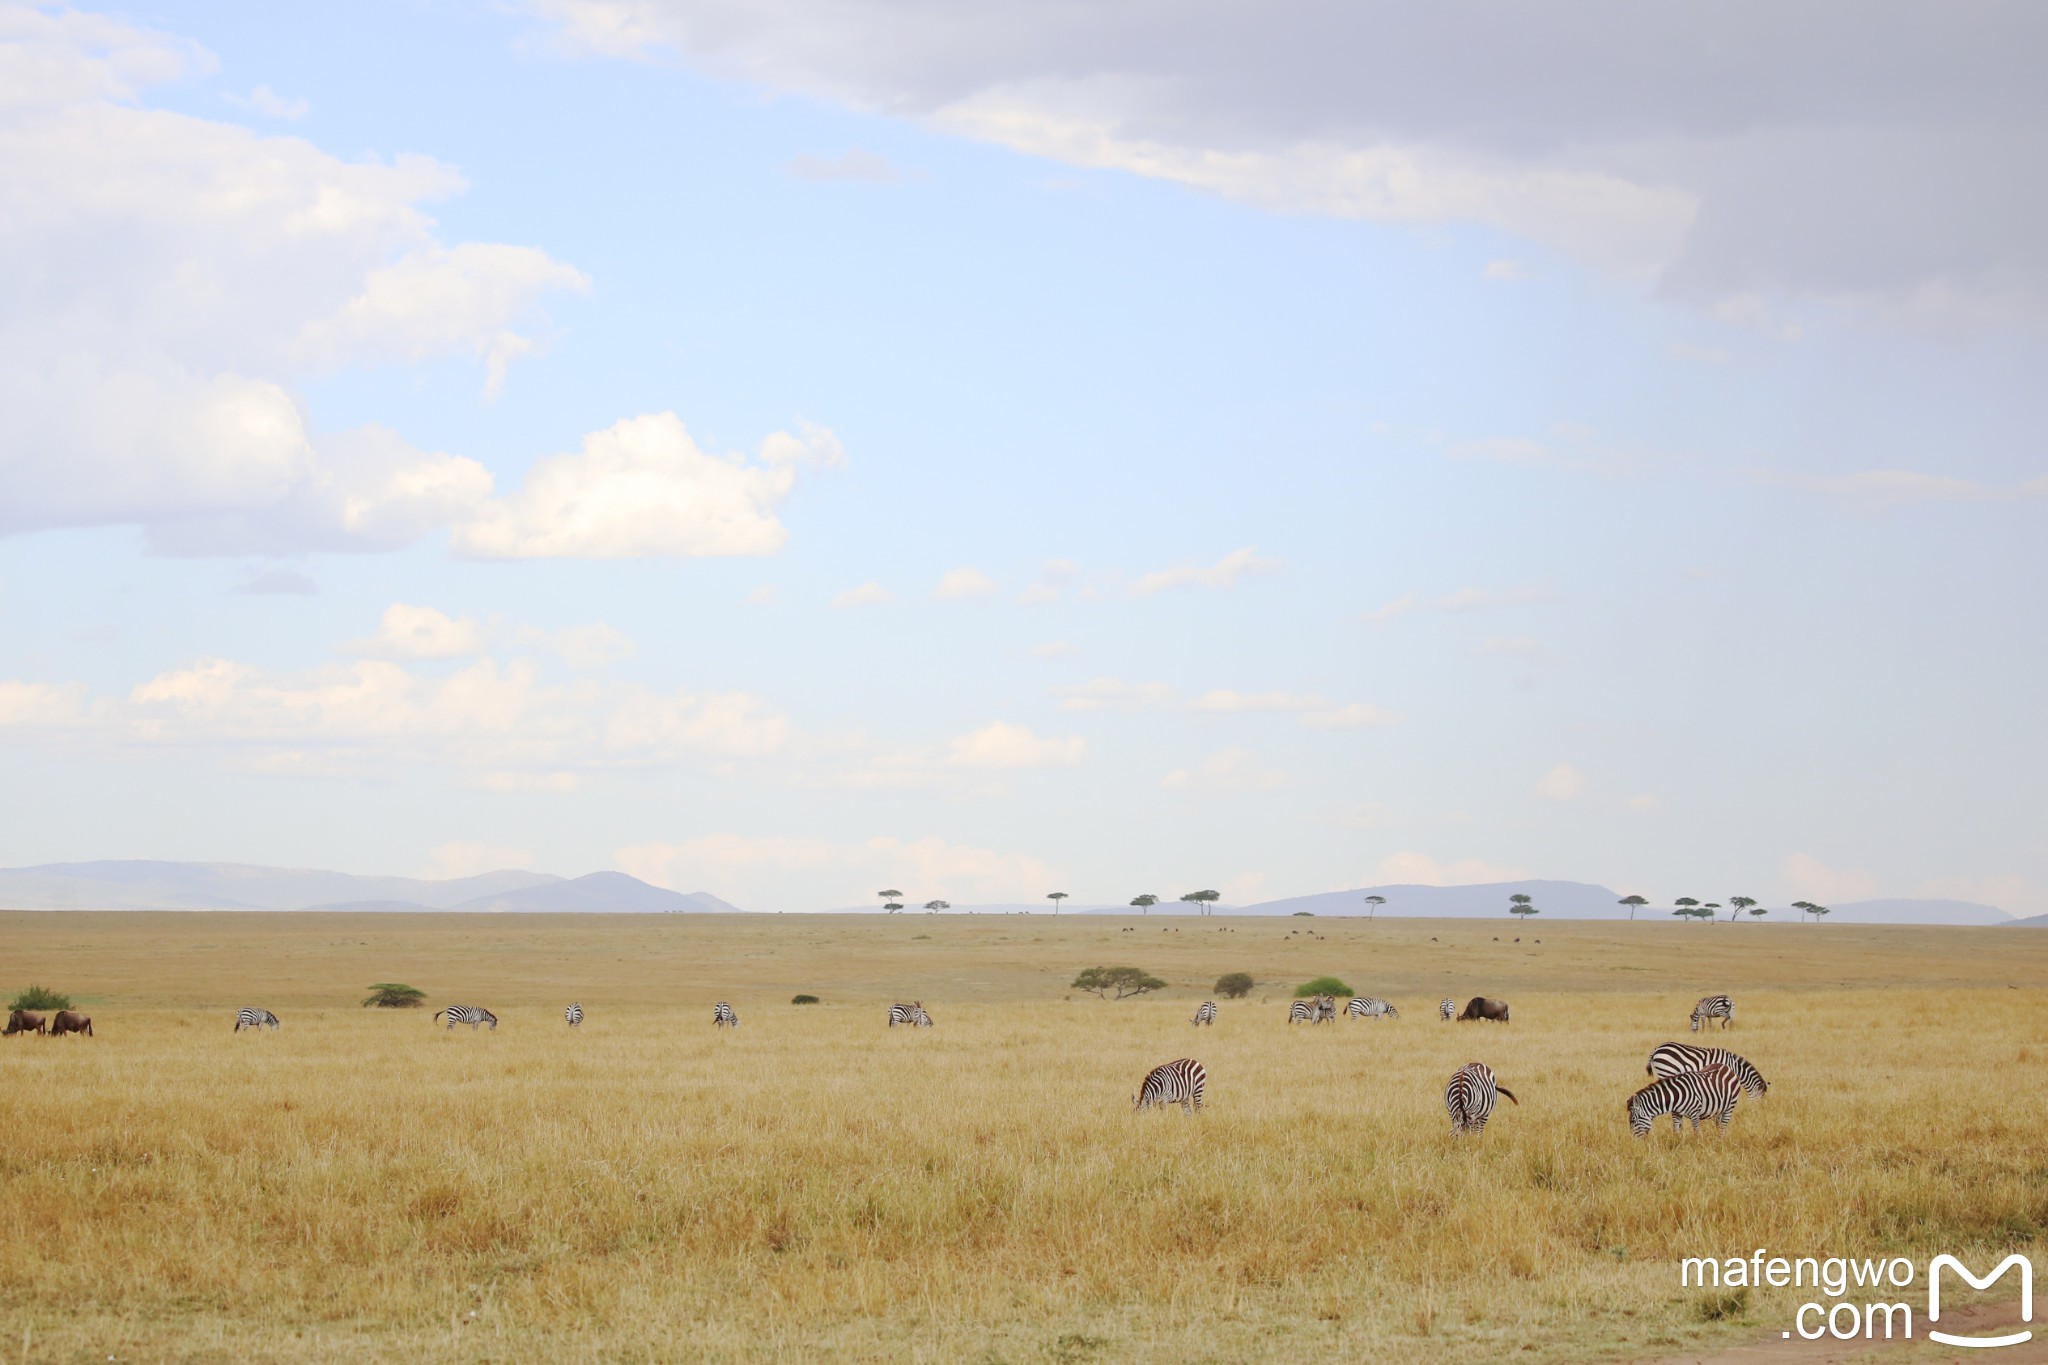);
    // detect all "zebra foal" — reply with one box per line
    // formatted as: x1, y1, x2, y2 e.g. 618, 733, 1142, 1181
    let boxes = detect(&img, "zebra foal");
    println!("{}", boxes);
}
1348, 997, 1398, 1020
233, 1007, 279, 1033
1439, 998, 1455, 1021
1690, 995, 1735, 1031
712, 1001, 739, 1027
433, 1005, 498, 1030
1190, 1001, 1217, 1026
564, 1003, 584, 1028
